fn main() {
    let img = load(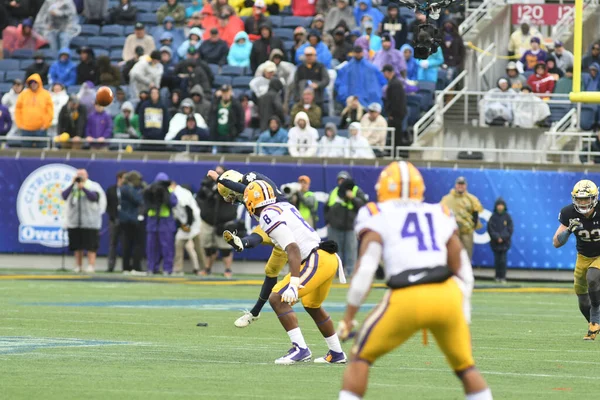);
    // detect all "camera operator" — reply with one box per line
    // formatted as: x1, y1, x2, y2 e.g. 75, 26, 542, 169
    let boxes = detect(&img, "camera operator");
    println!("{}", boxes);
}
284, 175, 318, 228
172, 181, 206, 276
196, 165, 238, 278
144, 172, 178, 275
119, 170, 146, 275
61, 169, 107, 274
